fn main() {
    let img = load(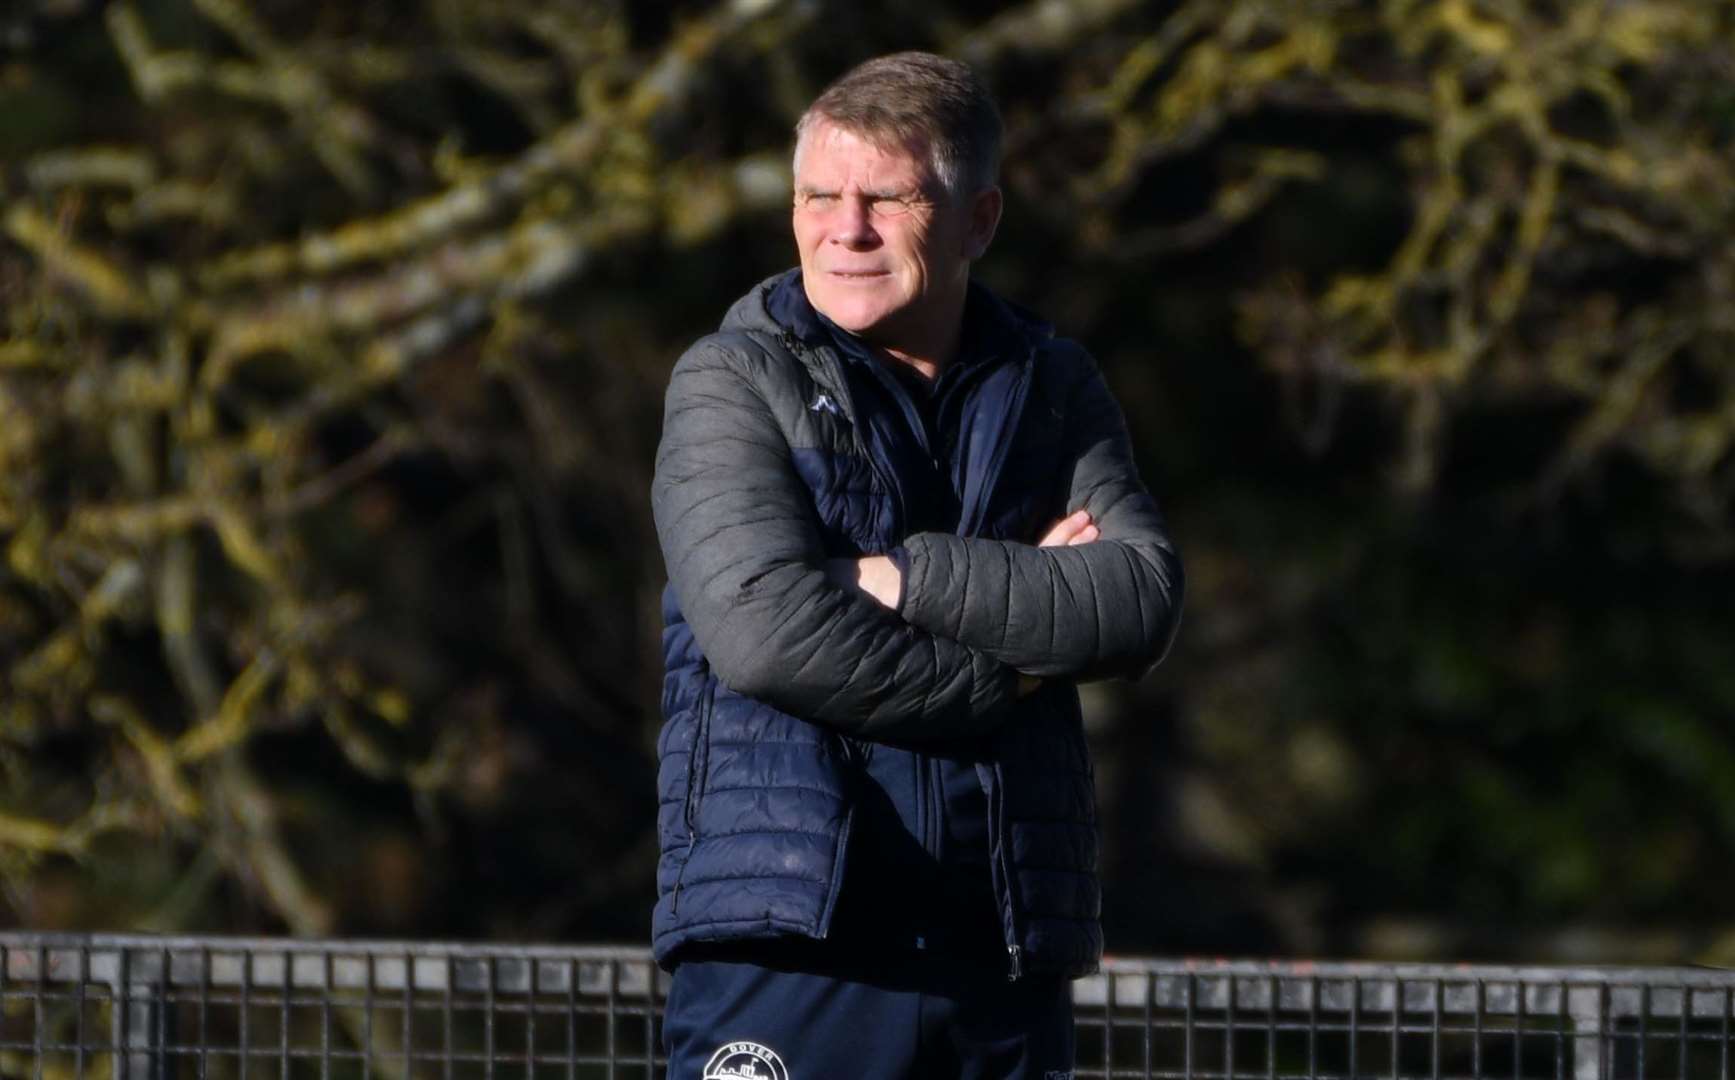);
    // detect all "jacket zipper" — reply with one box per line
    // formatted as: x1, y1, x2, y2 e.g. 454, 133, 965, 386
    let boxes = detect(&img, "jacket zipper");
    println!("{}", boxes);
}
914, 752, 930, 911
928, 757, 941, 859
